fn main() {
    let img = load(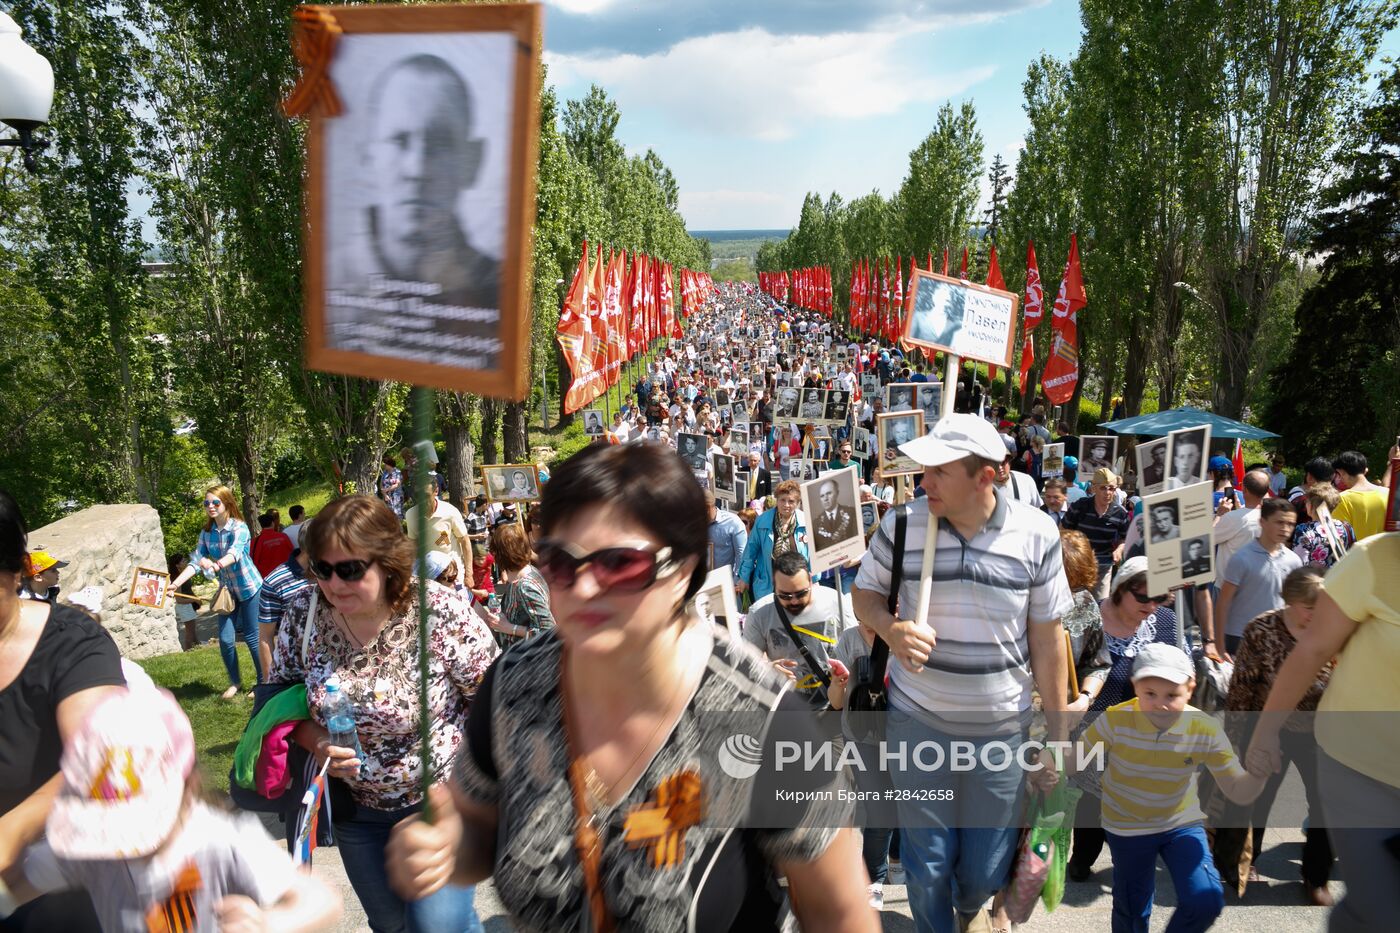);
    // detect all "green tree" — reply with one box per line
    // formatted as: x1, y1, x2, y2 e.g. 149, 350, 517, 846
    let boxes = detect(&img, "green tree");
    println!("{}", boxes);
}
896, 102, 984, 260
1263, 62, 1400, 464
